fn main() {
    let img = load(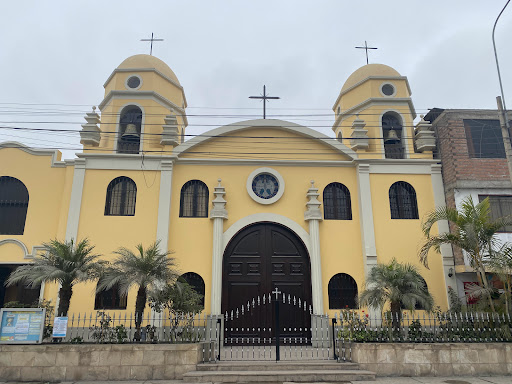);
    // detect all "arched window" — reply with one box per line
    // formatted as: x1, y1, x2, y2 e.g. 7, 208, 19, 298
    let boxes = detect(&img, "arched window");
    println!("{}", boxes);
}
323, 183, 352, 220
104, 177, 137, 216
179, 180, 209, 218
0, 176, 29, 235
179, 272, 205, 308
382, 112, 404, 159
117, 106, 142, 154
389, 181, 418, 219
95, 284, 127, 310
328, 273, 358, 309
